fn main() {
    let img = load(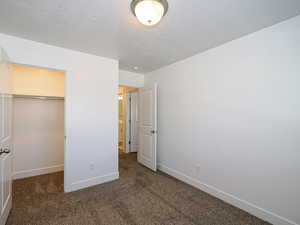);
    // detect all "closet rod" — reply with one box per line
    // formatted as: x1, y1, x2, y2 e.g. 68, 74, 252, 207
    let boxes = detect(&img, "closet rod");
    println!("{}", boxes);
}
13, 94, 64, 100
